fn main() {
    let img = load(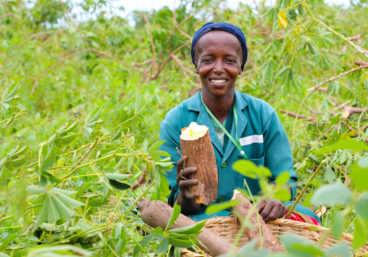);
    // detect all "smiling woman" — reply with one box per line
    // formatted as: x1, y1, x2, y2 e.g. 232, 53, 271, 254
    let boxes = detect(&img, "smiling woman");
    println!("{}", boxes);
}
159, 22, 321, 224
